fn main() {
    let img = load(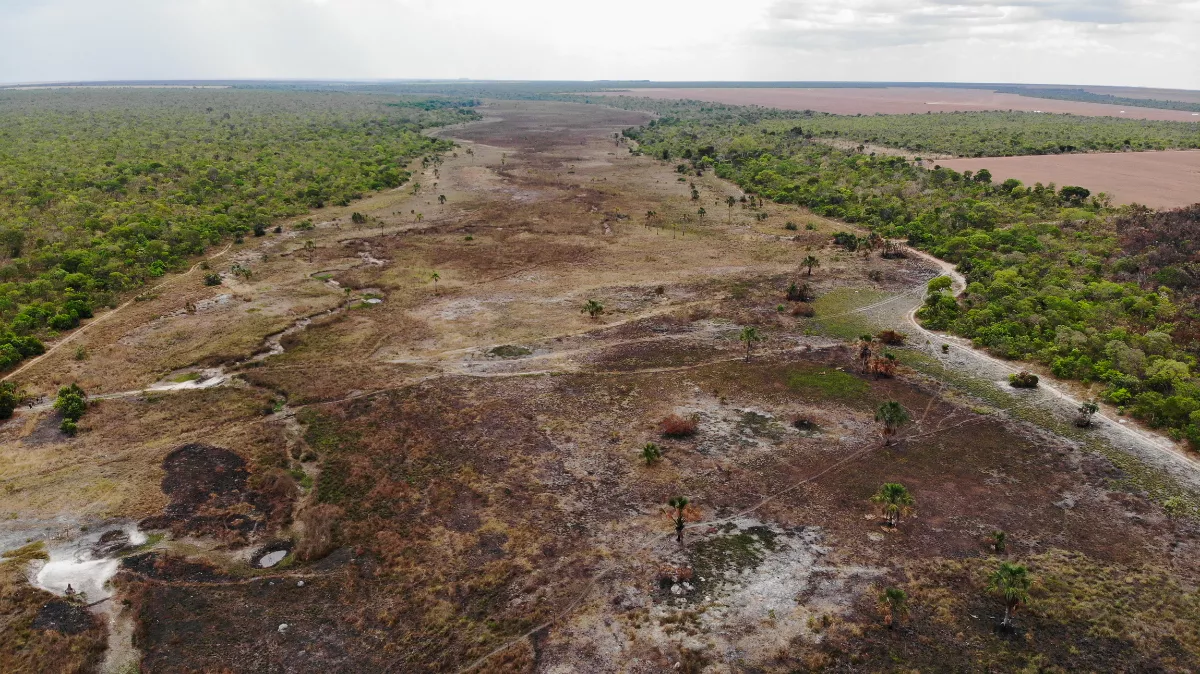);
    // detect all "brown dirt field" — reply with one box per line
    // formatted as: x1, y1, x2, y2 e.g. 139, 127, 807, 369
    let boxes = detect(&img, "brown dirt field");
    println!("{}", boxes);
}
937, 150, 1200, 208
598, 87, 1200, 122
